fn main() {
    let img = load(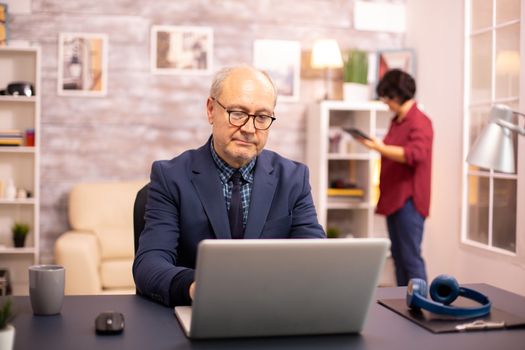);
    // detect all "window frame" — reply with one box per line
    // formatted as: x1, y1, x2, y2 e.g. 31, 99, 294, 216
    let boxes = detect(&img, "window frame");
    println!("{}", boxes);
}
461, 0, 521, 256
